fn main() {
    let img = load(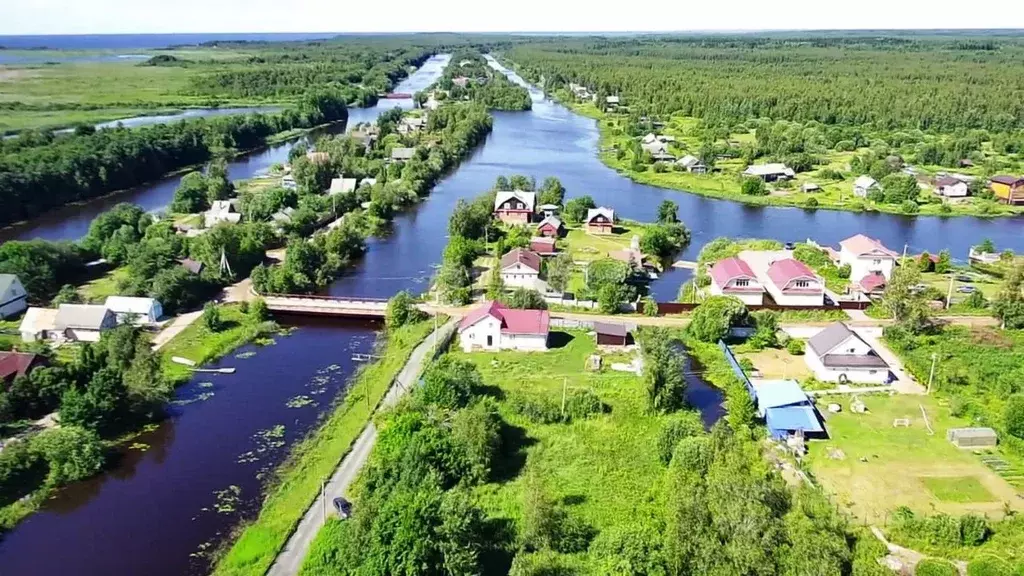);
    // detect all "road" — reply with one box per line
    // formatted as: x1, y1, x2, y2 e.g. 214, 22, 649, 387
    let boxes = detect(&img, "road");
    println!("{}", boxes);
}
266, 319, 458, 576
